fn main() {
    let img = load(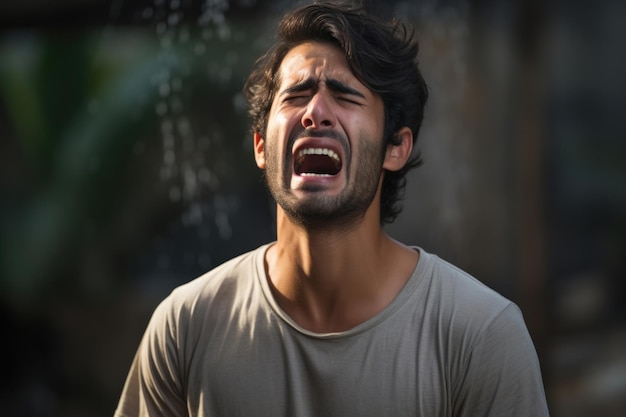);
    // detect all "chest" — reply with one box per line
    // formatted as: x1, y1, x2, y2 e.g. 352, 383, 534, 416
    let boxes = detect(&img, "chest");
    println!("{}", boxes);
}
184, 316, 452, 417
